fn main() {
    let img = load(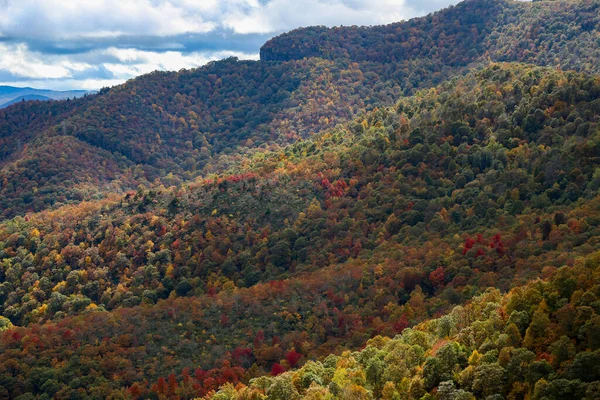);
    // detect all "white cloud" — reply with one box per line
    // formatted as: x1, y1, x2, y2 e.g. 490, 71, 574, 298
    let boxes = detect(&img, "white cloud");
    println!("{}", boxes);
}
0, 44, 74, 79
216, 0, 466, 34
0, 43, 258, 90
0, 0, 216, 39
0, 0, 461, 39
224, 0, 415, 34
